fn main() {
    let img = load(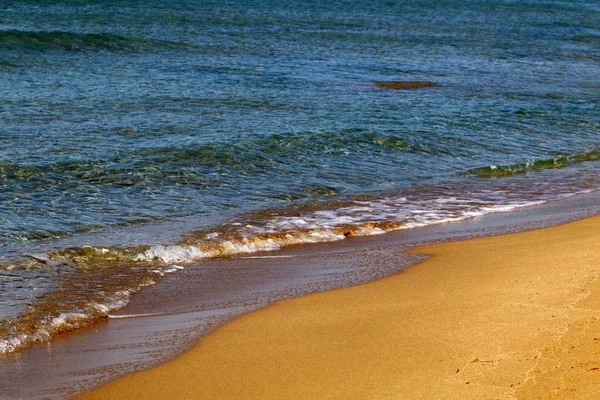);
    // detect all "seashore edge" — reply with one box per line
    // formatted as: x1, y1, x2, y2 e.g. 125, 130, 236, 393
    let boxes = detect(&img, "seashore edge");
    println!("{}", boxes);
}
78, 213, 600, 399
